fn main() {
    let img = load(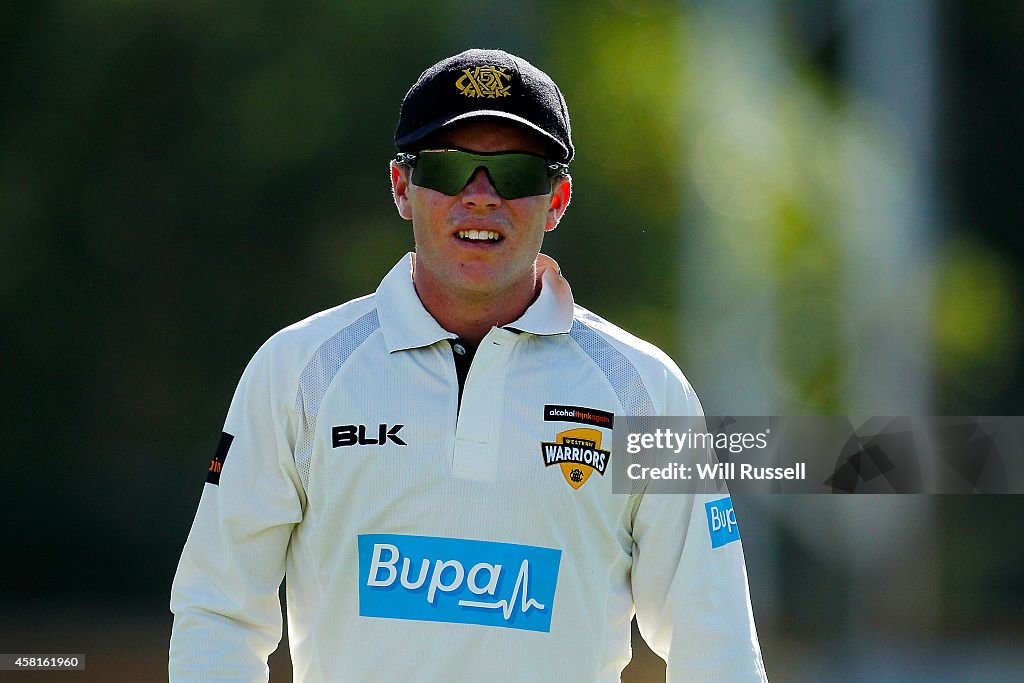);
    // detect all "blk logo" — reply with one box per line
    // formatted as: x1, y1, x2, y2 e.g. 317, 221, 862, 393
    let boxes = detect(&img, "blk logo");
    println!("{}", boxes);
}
333, 424, 407, 448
